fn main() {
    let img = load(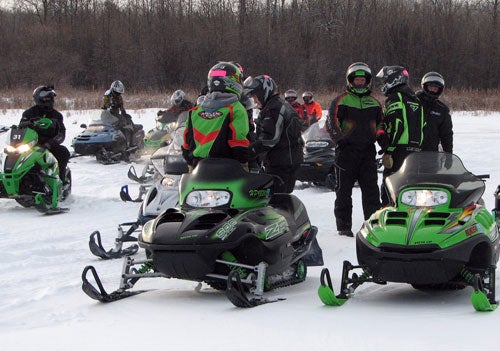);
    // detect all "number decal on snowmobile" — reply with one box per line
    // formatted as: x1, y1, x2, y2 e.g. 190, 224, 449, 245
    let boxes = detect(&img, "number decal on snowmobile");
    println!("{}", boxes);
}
262, 219, 288, 240
213, 218, 237, 241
